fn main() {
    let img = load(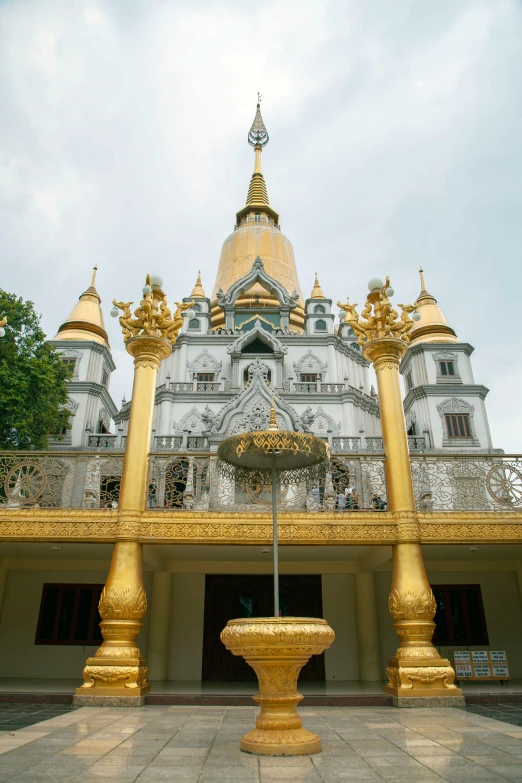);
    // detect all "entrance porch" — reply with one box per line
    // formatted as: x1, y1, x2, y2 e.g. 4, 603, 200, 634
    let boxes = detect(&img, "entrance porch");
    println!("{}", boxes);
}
1, 542, 522, 704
